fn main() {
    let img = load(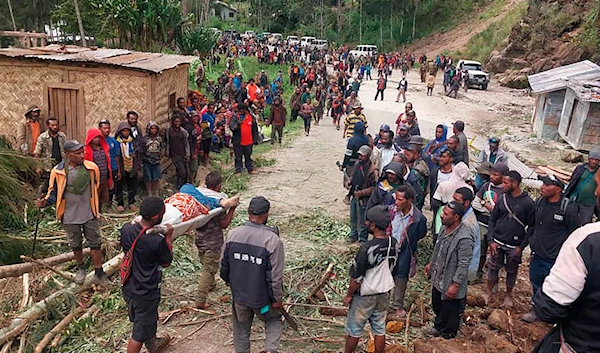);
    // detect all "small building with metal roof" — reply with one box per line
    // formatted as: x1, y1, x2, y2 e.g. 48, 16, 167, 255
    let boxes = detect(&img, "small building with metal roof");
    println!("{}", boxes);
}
528, 60, 600, 144
0, 44, 197, 143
